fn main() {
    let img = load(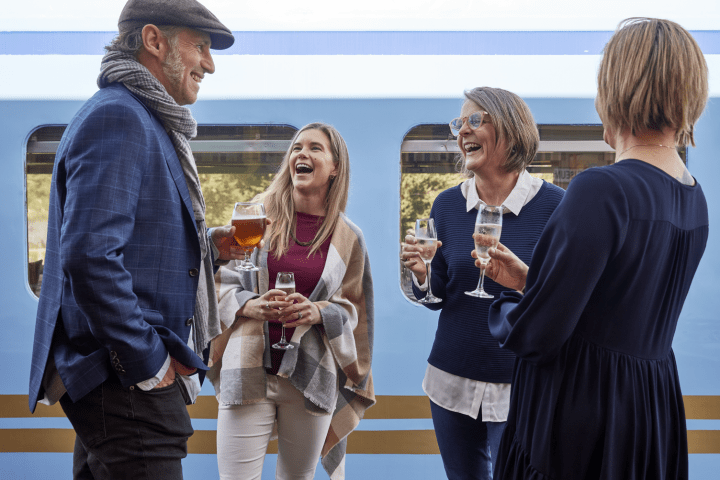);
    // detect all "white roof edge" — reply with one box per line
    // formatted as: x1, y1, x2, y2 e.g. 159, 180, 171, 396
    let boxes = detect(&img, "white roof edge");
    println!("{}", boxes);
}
2, 54, 719, 100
